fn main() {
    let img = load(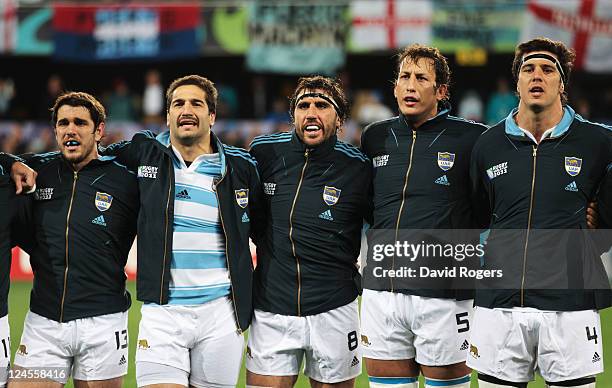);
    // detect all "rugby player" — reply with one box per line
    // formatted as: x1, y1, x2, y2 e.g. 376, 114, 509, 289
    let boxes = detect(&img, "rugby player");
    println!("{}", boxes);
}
101, 75, 262, 388
360, 44, 487, 388
468, 37, 612, 388
9, 92, 138, 388
247, 76, 371, 388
